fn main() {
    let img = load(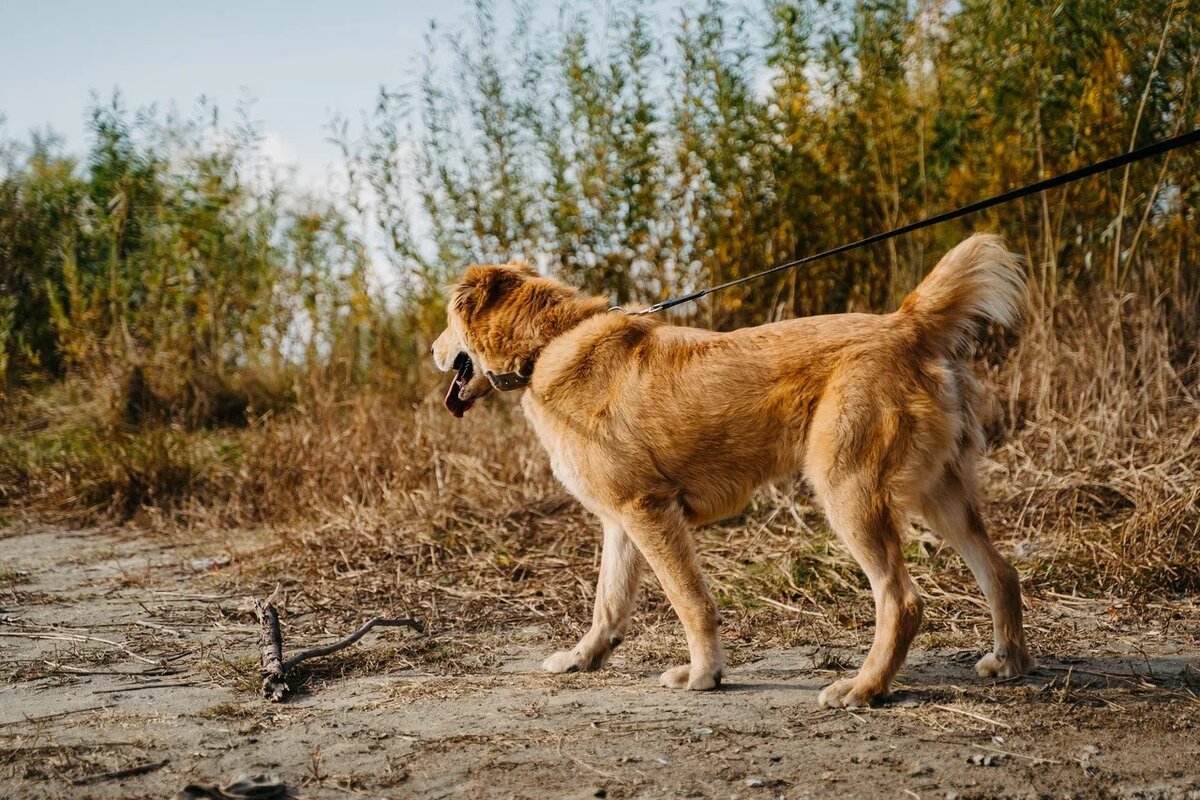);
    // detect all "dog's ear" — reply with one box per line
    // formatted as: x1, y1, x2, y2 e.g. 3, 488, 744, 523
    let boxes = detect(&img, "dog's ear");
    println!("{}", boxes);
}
454, 264, 528, 319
